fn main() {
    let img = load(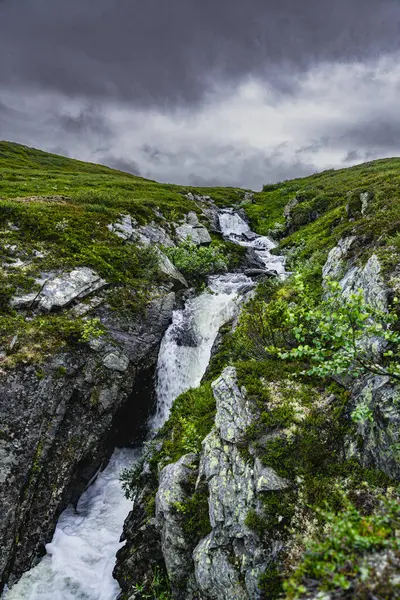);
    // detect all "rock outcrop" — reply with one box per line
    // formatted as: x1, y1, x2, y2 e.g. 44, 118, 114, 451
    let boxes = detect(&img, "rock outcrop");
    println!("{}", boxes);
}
108, 214, 175, 247
11, 267, 107, 312
175, 223, 212, 246
321, 243, 400, 479
116, 367, 291, 600
0, 287, 175, 589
